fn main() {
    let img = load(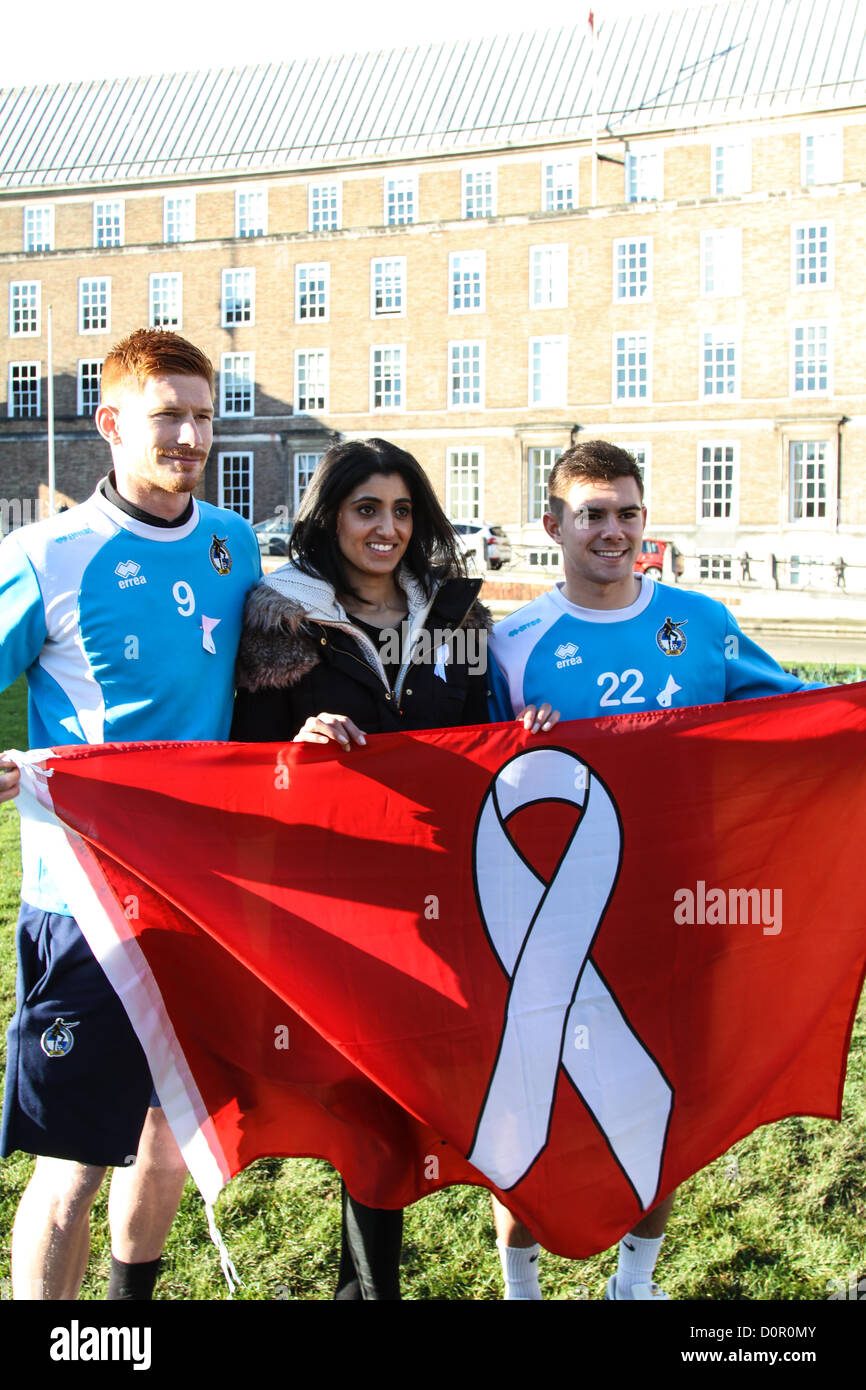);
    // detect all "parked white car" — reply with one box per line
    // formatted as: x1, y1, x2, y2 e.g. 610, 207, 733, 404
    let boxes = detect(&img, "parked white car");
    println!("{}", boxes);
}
452, 522, 512, 571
